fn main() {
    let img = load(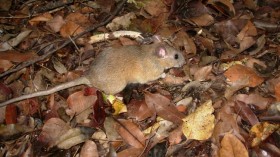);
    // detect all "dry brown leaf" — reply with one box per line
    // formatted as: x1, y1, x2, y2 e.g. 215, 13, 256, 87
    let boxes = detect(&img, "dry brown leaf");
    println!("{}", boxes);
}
116, 119, 146, 148
174, 30, 196, 54
194, 65, 212, 81
213, 19, 247, 46
143, 0, 168, 17
196, 36, 215, 54
212, 103, 241, 146
248, 35, 266, 55
127, 99, 153, 121
238, 36, 256, 52
161, 73, 186, 85
0, 83, 12, 102
80, 140, 99, 157
0, 0, 12, 11
65, 12, 90, 27
274, 82, 280, 101
143, 119, 175, 150
208, 0, 235, 16
224, 64, 264, 87
145, 92, 184, 124
38, 118, 70, 147
29, 13, 53, 26
0, 50, 38, 62
60, 21, 85, 38
0, 60, 13, 72
66, 91, 96, 123
234, 101, 259, 125
245, 56, 267, 69
190, 14, 214, 26
182, 100, 215, 140
168, 125, 183, 145
117, 147, 144, 157
46, 15, 65, 33
219, 133, 249, 157
243, 0, 258, 10
119, 37, 138, 46
237, 21, 257, 40
235, 93, 271, 110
